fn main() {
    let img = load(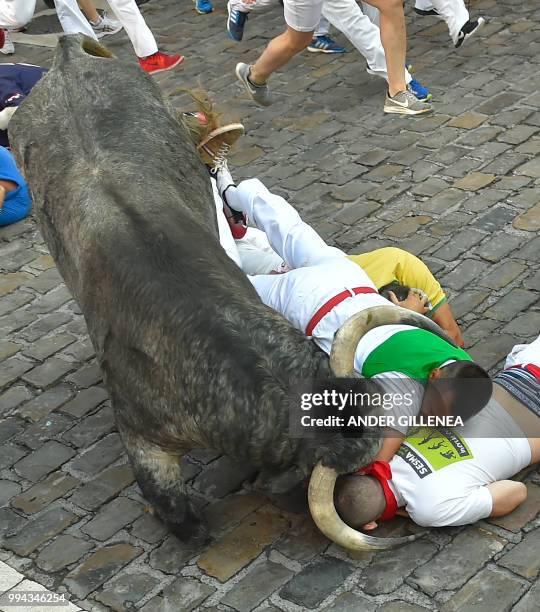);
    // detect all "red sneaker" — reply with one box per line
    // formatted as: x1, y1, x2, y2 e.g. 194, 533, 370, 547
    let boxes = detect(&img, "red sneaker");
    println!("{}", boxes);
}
139, 51, 184, 75
223, 201, 247, 240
